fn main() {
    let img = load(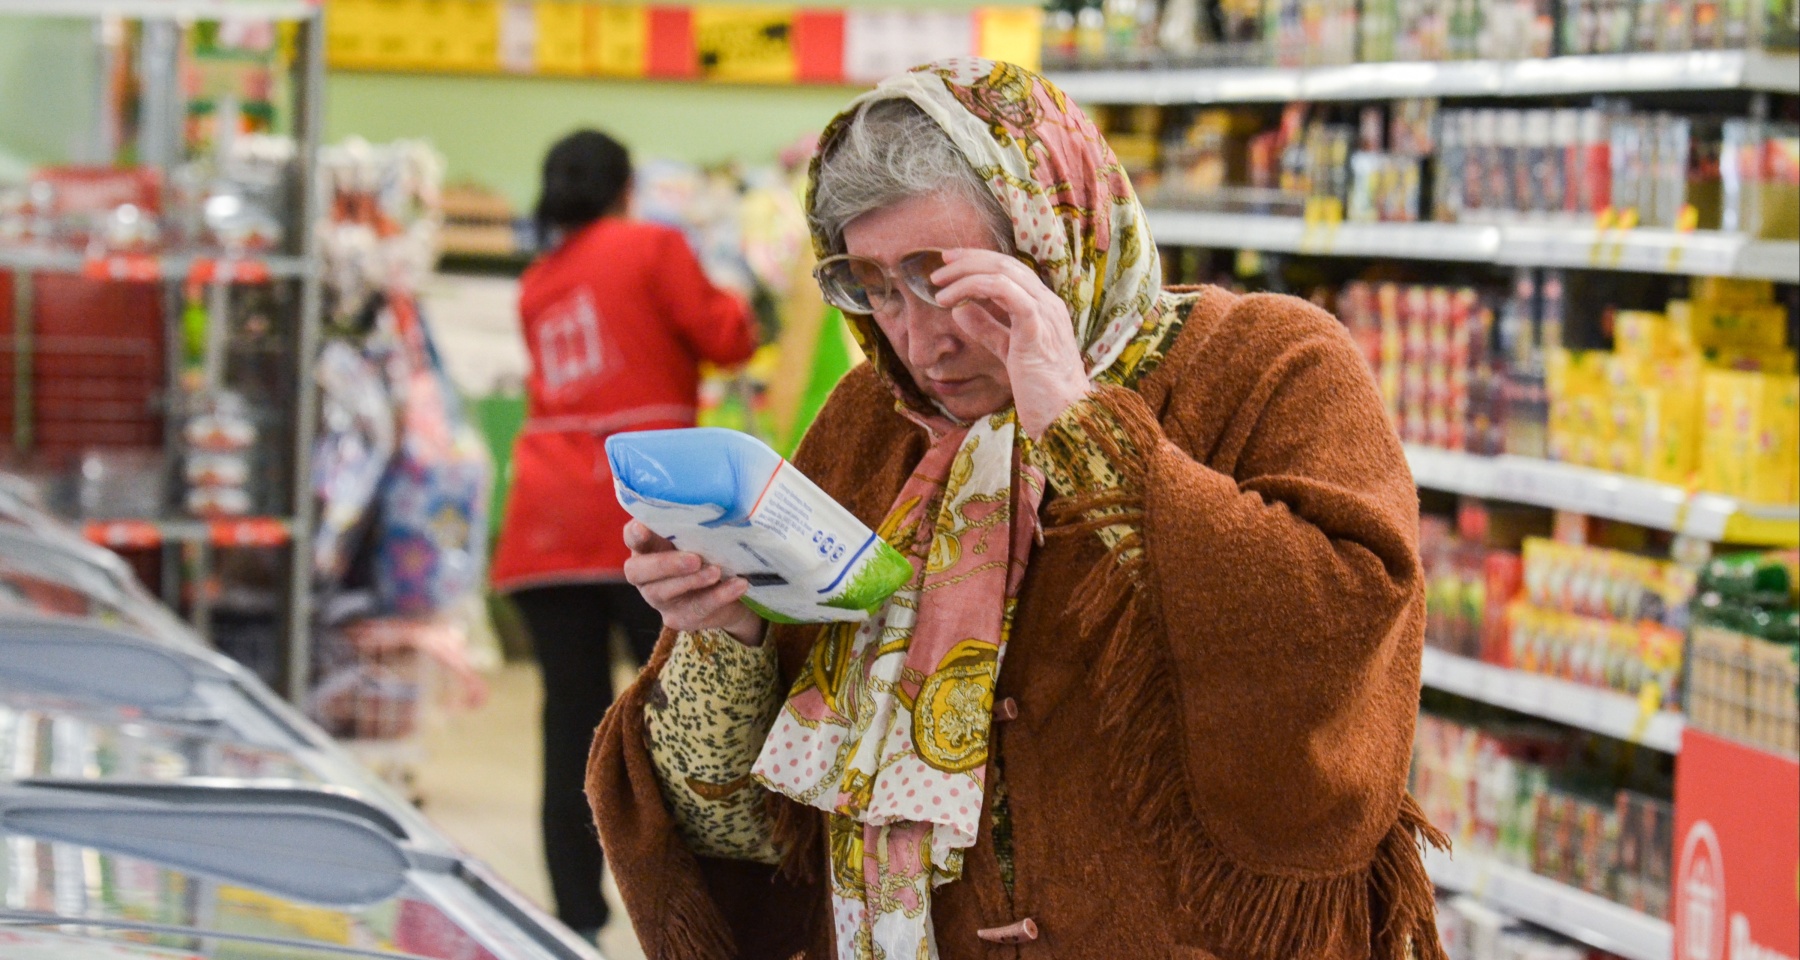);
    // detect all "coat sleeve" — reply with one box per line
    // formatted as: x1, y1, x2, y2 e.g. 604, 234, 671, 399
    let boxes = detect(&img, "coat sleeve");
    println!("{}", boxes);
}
650, 227, 759, 366
587, 626, 820, 960
1033, 293, 1445, 960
